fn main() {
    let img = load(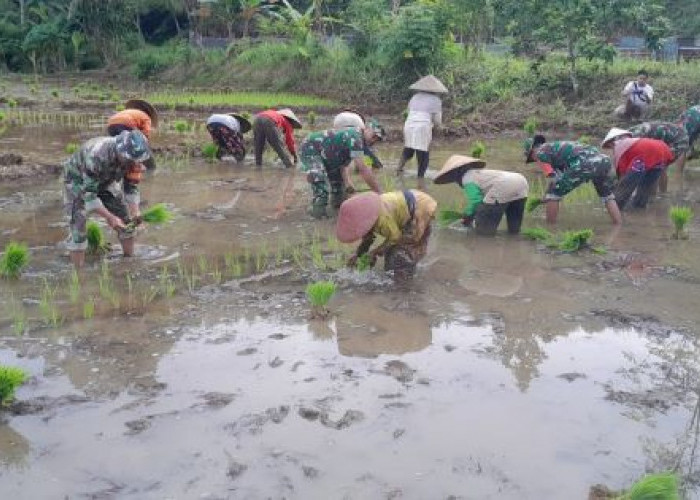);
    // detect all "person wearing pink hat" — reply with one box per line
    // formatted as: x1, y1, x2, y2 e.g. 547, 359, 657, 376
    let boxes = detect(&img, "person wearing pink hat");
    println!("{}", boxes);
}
336, 190, 437, 277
